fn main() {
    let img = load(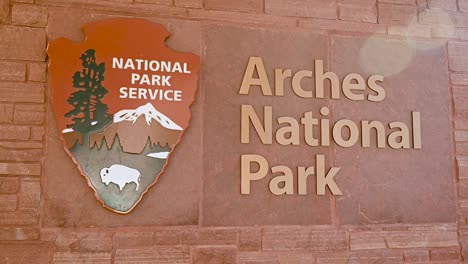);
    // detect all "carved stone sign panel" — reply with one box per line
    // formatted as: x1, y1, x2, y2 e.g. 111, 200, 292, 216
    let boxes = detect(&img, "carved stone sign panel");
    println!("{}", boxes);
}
202, 24, 456, 226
